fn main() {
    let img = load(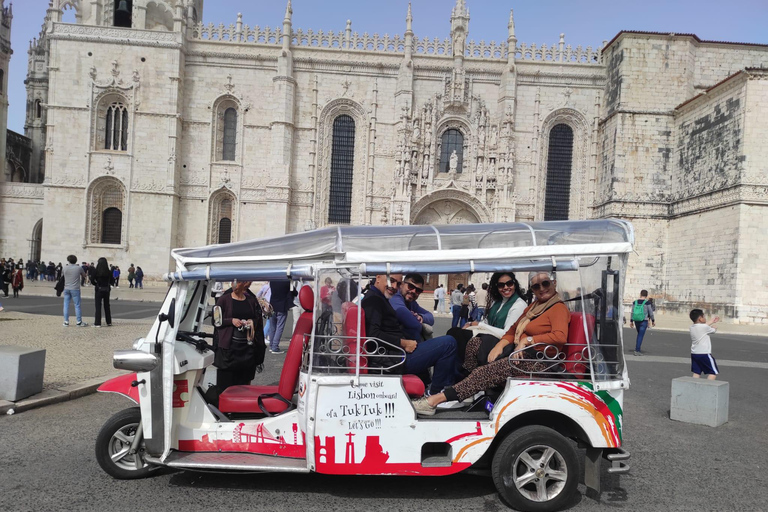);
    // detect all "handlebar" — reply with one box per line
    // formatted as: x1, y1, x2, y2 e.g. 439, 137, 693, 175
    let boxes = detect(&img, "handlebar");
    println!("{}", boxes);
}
176, 331, 214, 352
